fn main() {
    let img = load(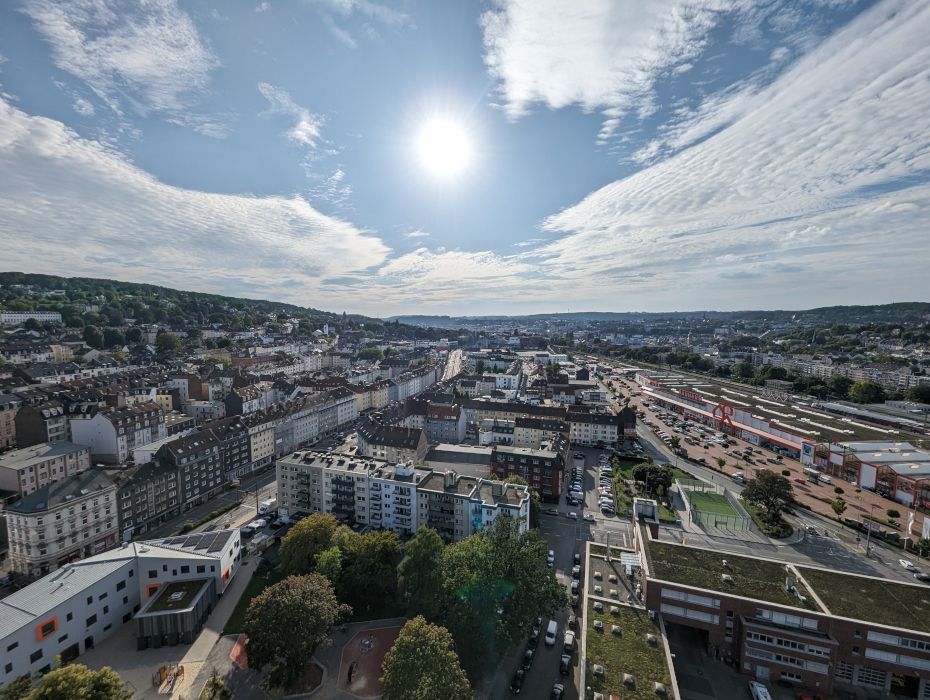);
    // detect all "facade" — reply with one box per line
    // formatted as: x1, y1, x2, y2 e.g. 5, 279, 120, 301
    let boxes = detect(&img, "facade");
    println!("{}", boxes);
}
5, 470, 118, 577
567, 410, 622, 447
356, 423, 428, 463
491, 440, 567, 502
478, 418, 515, 446
0, 394, 23, 449
0, 311, 62, 326
115, 460, 181, 539
424, 403, 467, 444
14, 402, 69, 447
69, 403, 166, 464
416, 470, 530, 542
276, 452, 428, 536
156, 432, 225, 511
202, 416, 251, 480
0, 442, 92, 497
810, 441, 930, 507
513, 416, 569, 450
0, 529, 240, 684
